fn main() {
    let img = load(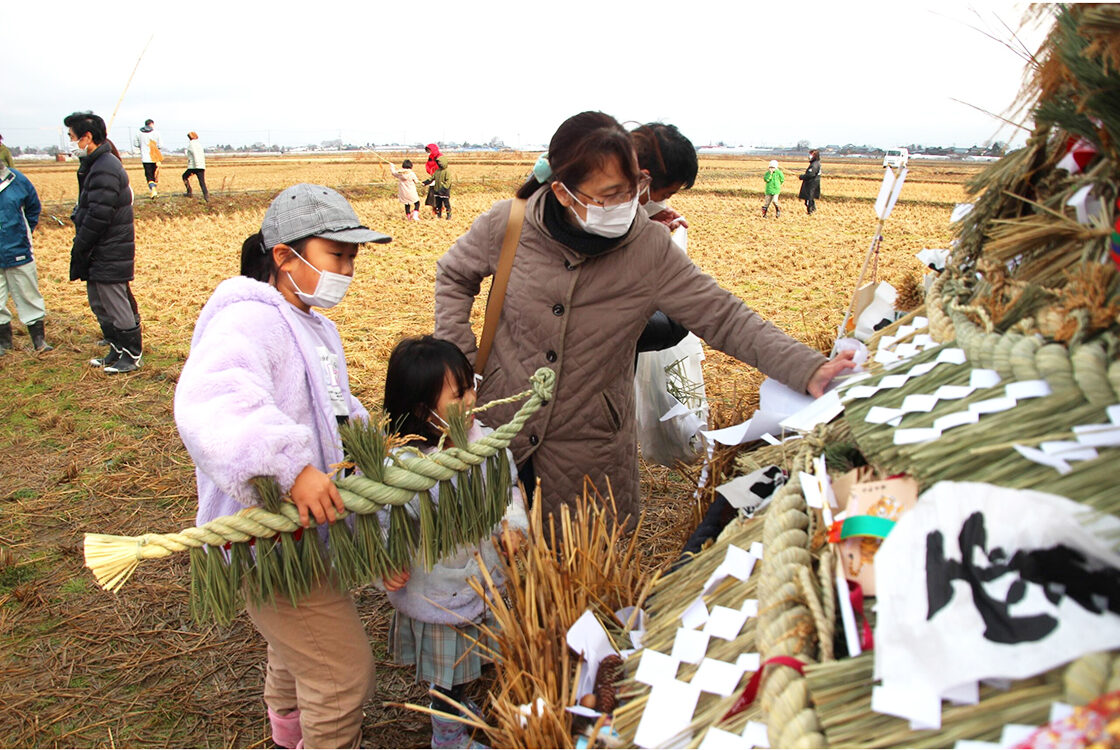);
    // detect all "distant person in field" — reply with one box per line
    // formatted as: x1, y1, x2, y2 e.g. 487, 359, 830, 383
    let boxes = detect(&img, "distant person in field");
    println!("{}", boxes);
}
423, 146, 453, 220
182, 131, 209, 201
175, 183, 391, 749
0, 134, 12, 168
389, 159, 421, 220
65, 111, 143, 374
0, 162, 52, 354
798, 148, 822, 215
762, 159, 784, 218
134, 118, 163, 198
434, 110, 856, 532
422, 143, 441, 215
